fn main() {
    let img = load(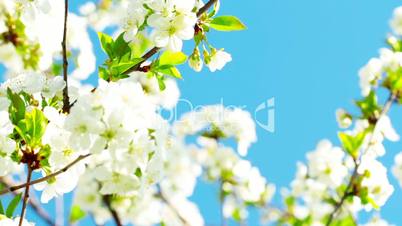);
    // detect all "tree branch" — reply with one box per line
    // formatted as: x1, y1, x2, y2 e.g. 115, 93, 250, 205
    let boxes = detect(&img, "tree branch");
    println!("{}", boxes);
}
62, 0, 70, 113
0, 177, 55, 226
18, 166, 33, 226
102, 195, 123, 226
0, 154, 90, 196
197, 0, 218, 17
325, 92, 398, 226
122, 0, 218, 75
